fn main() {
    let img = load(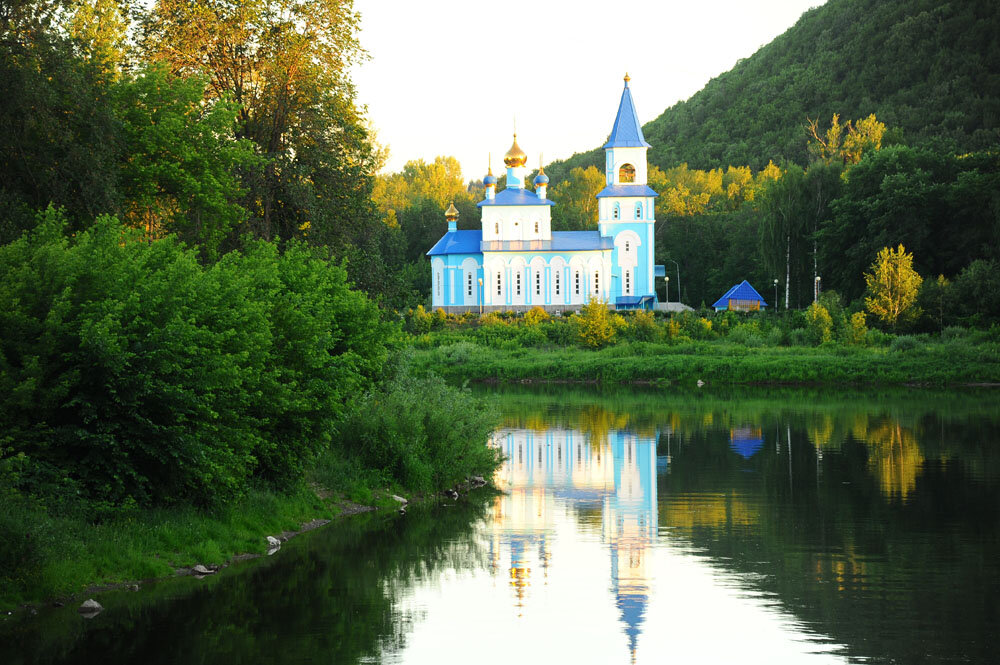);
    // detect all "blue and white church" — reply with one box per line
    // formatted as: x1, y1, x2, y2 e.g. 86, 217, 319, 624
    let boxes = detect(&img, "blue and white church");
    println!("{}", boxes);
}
427, 75, 664, 312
